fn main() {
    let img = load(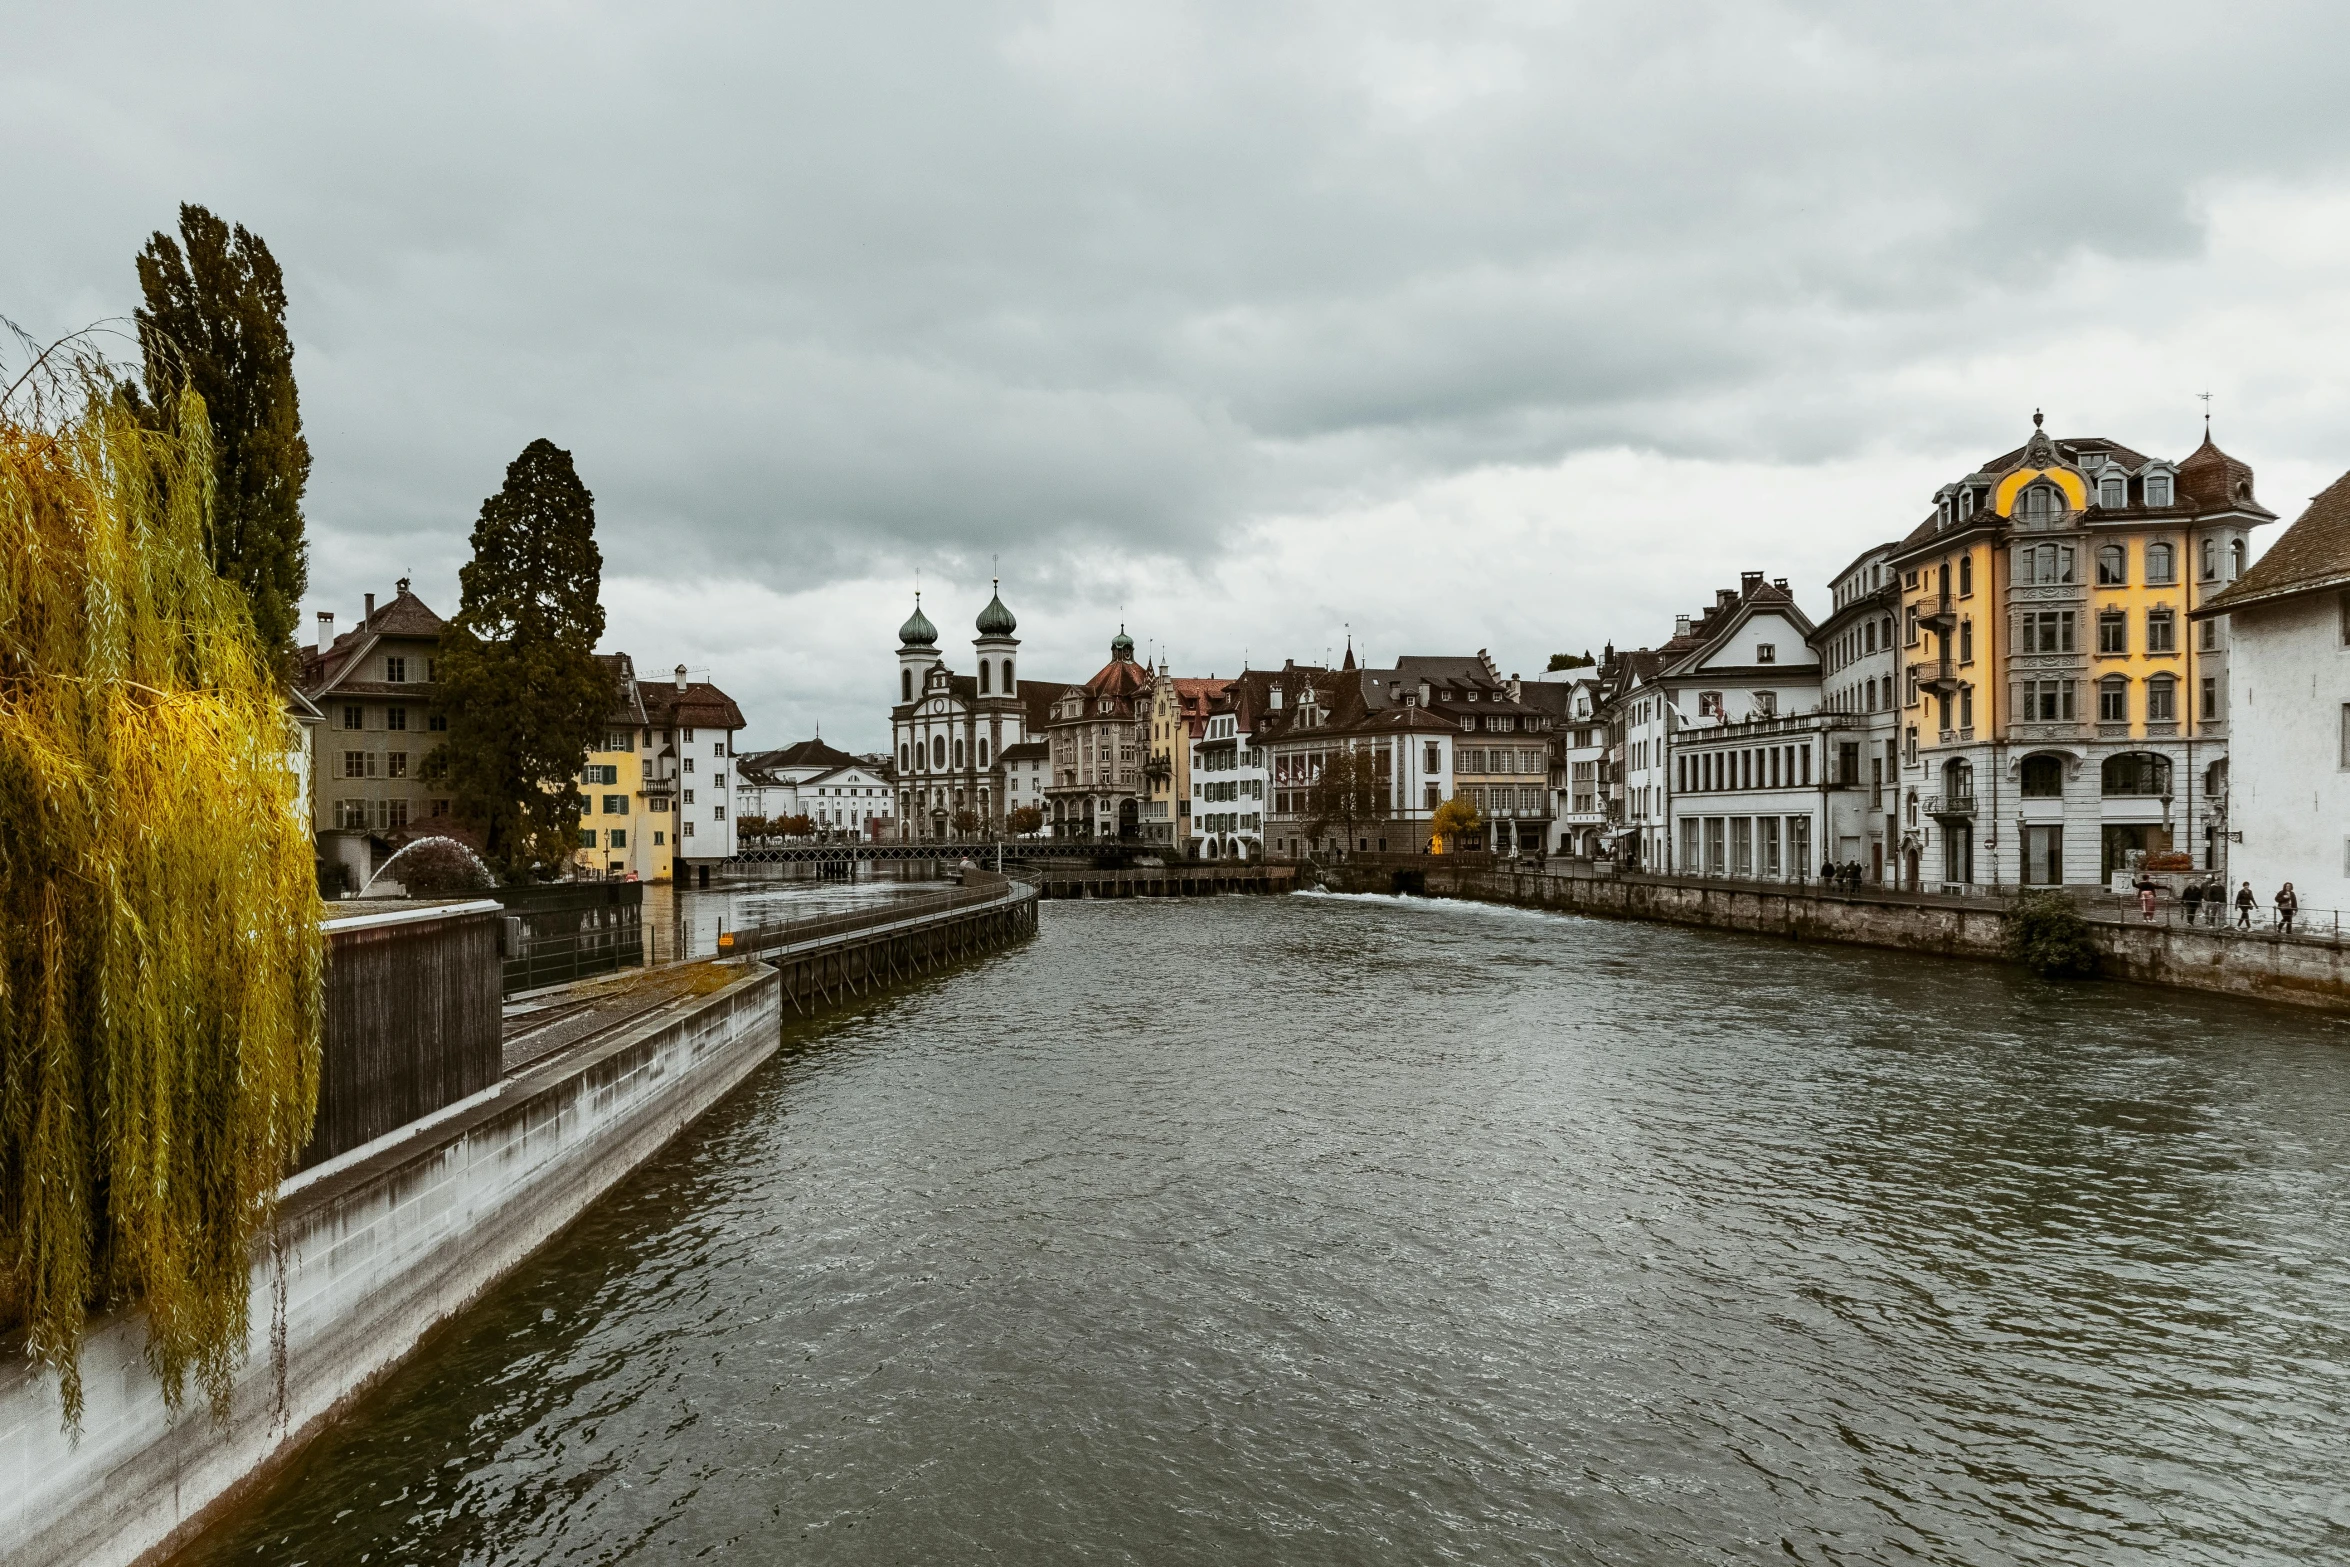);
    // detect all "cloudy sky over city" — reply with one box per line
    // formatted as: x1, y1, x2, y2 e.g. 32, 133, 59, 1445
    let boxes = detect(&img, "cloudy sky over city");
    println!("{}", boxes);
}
9, 1, 2350, 745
